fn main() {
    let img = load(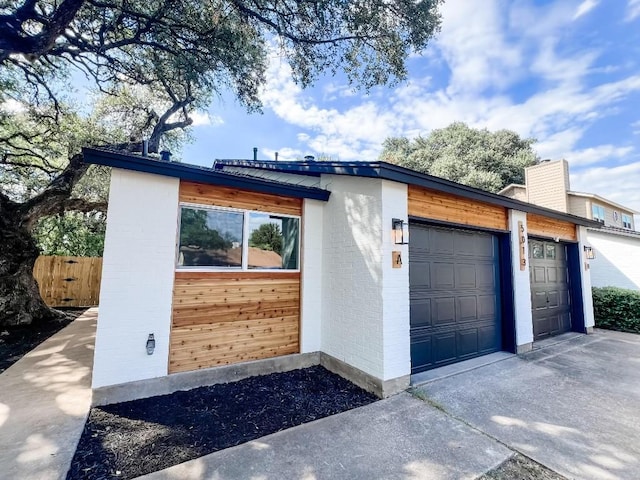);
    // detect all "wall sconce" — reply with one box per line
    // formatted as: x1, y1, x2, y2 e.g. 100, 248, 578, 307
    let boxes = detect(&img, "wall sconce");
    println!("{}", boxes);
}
146, 334, 156, 355
584, 246, 595, 260
392, 218, 409, 245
